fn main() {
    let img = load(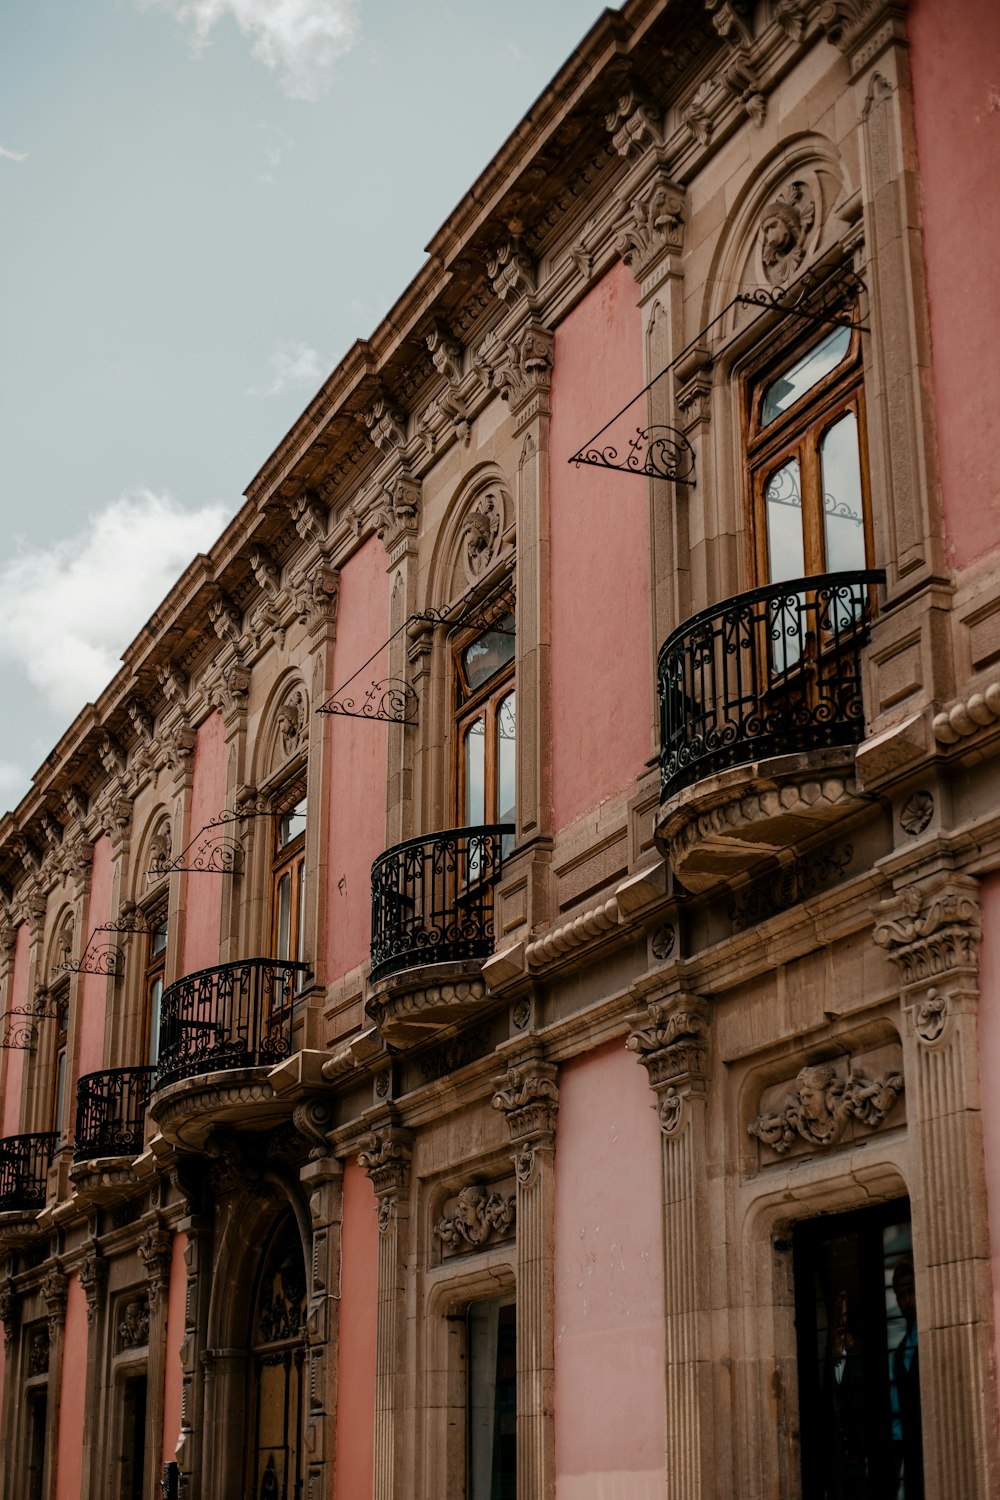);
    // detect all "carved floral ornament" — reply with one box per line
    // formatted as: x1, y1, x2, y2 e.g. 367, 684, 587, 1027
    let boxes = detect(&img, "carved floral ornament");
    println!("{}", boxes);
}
434, 1184, 516, 1254
749, 1059, 904, 1157
873, 879, 982, 989
358, 1125, 412, 1233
